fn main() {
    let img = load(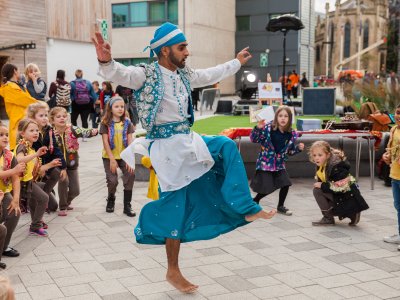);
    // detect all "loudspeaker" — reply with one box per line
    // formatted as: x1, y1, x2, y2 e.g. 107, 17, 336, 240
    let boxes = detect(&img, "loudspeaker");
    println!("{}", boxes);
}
302, 88, 336, 115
